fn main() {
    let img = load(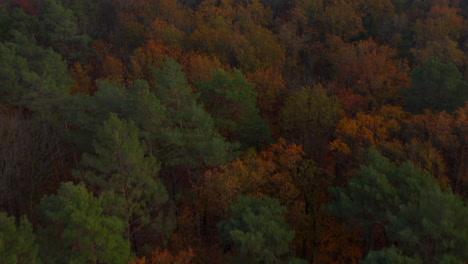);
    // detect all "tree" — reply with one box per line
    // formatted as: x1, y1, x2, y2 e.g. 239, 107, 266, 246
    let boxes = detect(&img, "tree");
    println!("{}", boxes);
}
180, 51, 224, 84
53, 0, 100, 40
412, 37, 464, 68
218, 195, 303, 264
406, 57, 467, 113
198, 68, 271, 148
412, 5, 464, 46
325, 37, 411, 110
130, 39, 178, 82
37, 182, 132, 264
317, 0, 365, 41
151, 58, 237, 169
76, 113, 171, 253
409, 4, 466, 67
39, 0, 91, 61
280, 85, 343, 159
0, 4, 43, 42
276, 7, 315, 88
0, 212, 40, 264
329, 150, 430, 236
200, 139, 305, 217
64, 79, 166, 153
188, 14, 237, 67
0, 31, 72, 117
361, 247, 421, 264
246, 68, 286, 136
67, 60, 235, 197
328, 150, 468, 263
389, 183, 468, 263
188, 0, 284, 72
356, 0, 396, 41
330, 106, 408, 180
198, 139, 338, 262
0, 110, 66, 220
130, 247, 195, 264
402, 108, 467, 193
232, 22, 285, 72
